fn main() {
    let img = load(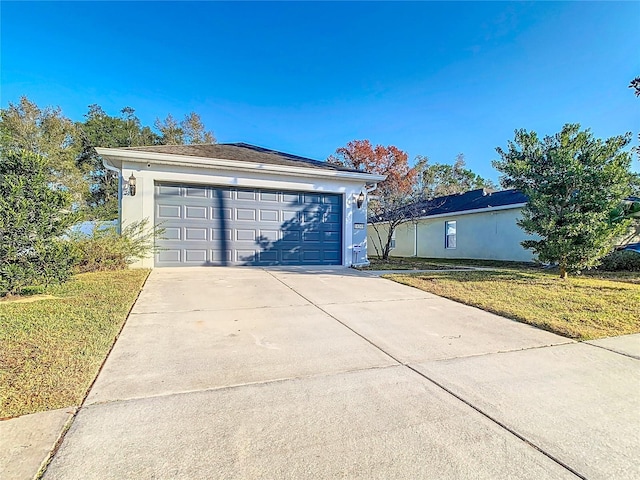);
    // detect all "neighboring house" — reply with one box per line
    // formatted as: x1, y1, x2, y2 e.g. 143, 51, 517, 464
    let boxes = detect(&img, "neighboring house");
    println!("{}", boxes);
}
367, 188, 535, 262
97, 143, 384, 268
